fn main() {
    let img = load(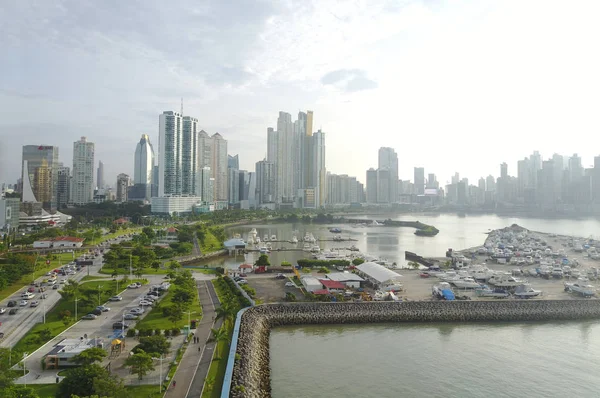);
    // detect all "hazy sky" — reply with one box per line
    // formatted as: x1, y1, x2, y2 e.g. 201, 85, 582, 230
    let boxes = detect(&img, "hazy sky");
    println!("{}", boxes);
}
2, 0, 600, 186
